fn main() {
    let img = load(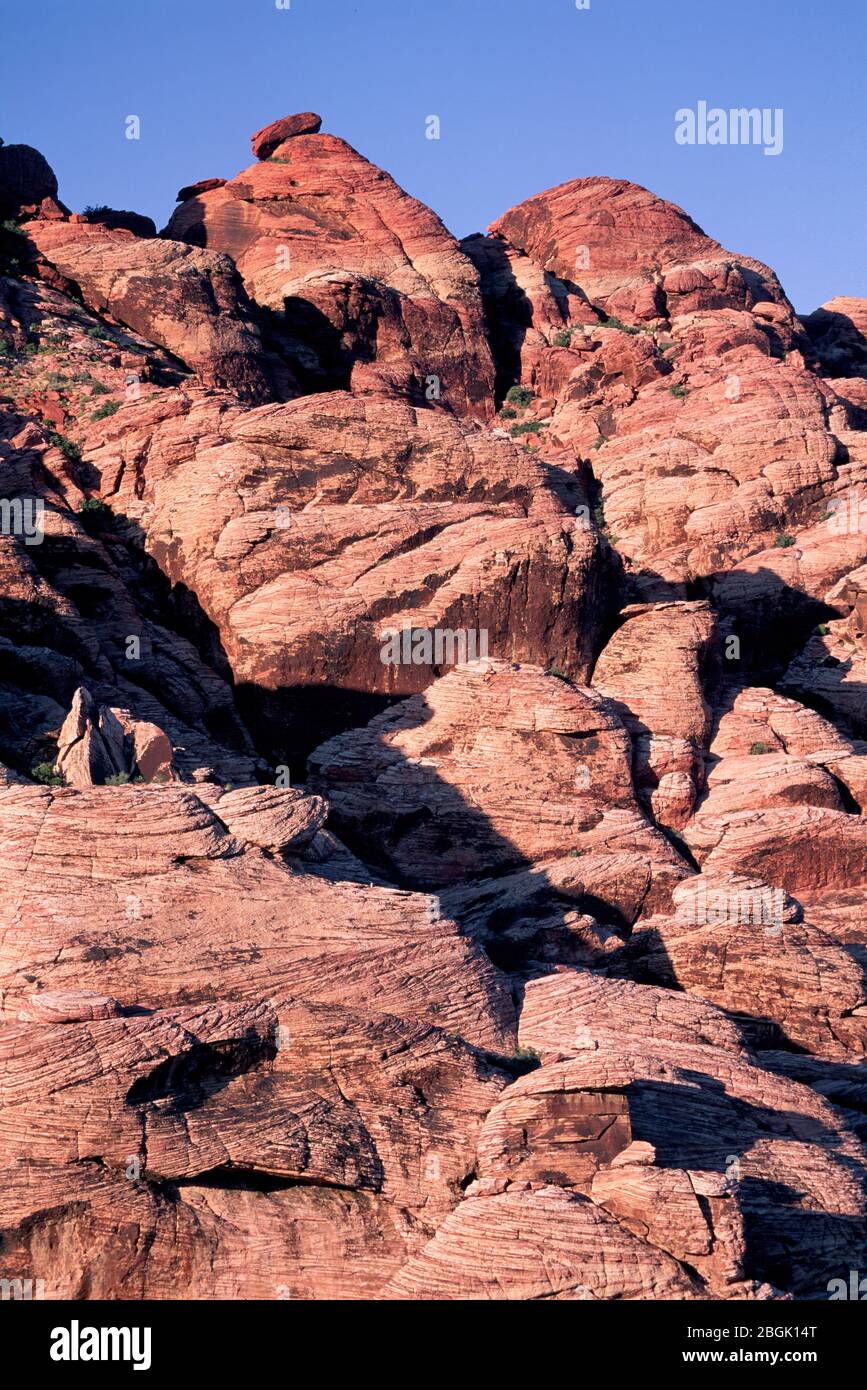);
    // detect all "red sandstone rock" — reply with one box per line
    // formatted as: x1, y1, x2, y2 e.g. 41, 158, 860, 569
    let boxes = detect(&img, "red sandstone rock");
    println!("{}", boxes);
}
0, 998, 512, 1297
25, 219, 278, 400
1, 119, 867, 1306
490, 177, 789, 324
308, 662, 641, 887
802, 297, 867, 381
251, 112, 323, 158
166, 126, 495, 419
176, 177, 227, 201
0, 142, 59, 217
592, 600, 718, 827
82, 207, 156, 238
0, 783, 516, 1048
88, 392, 609, 757
54, 686, 177, 786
